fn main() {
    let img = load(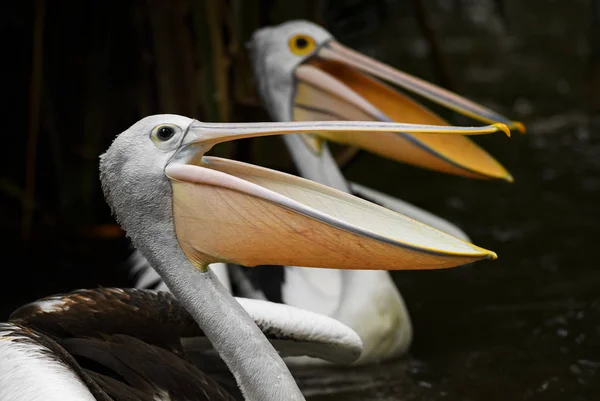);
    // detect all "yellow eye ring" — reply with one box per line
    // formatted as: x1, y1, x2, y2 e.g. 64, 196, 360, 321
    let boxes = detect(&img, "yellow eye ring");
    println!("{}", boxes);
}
288, 34, 316, 57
